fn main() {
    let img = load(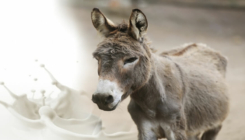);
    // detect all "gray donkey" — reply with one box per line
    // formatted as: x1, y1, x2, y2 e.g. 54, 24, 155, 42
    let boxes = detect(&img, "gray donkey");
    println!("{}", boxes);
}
91, 8, 229, 140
